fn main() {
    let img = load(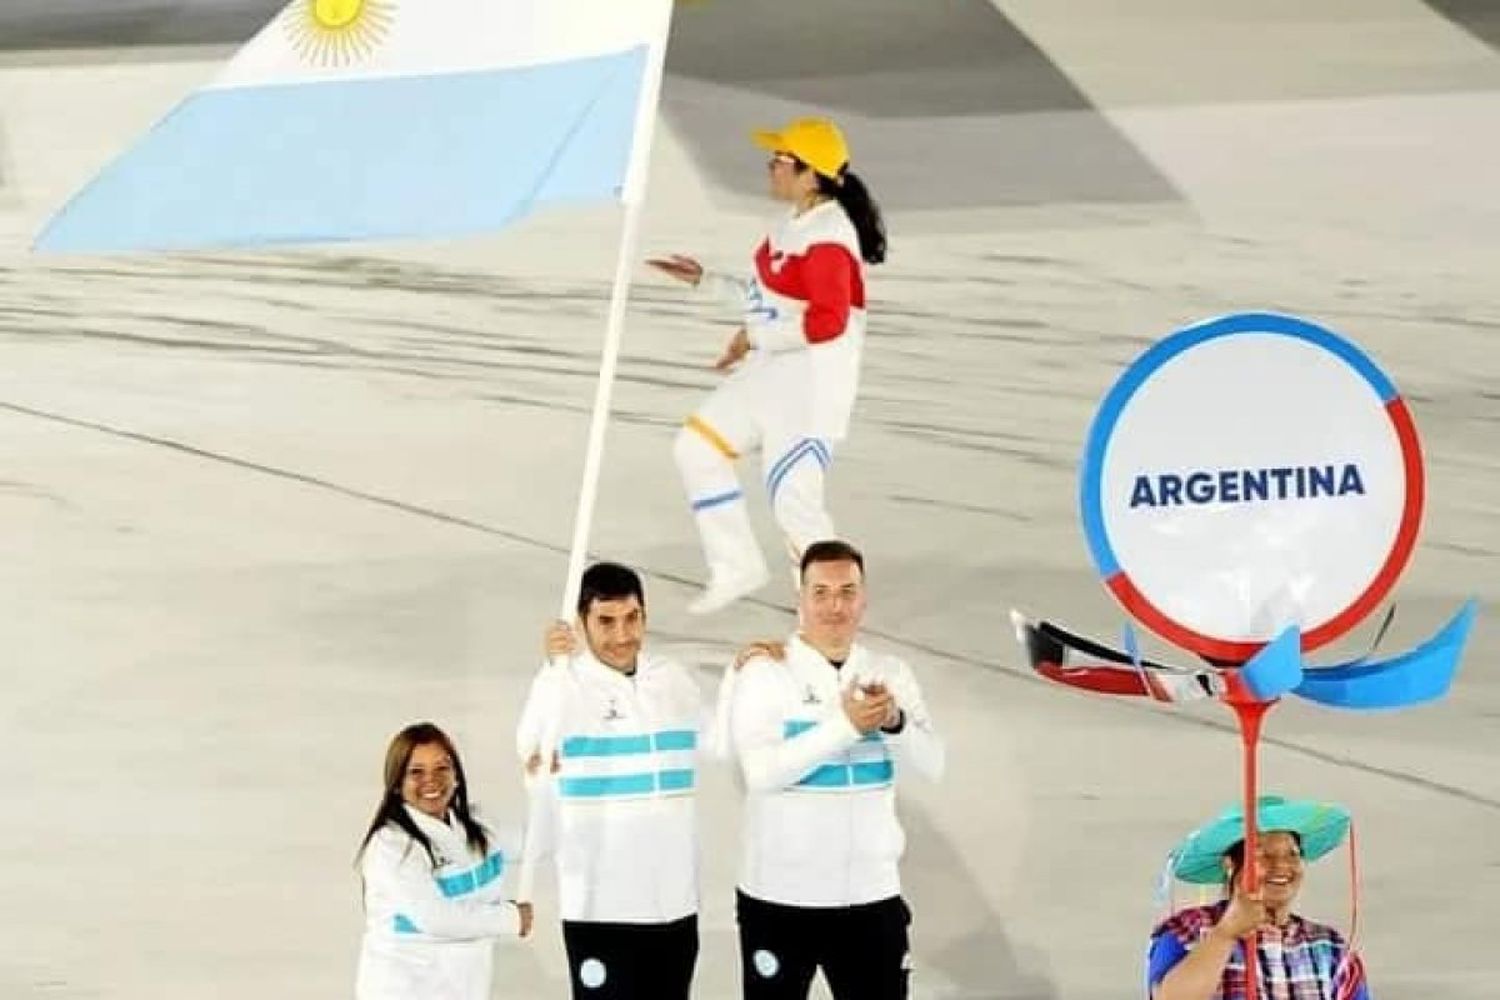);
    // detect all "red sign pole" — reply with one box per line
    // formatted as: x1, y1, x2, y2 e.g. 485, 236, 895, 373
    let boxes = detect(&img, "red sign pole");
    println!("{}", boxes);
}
1223, 673, 1273, 1000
